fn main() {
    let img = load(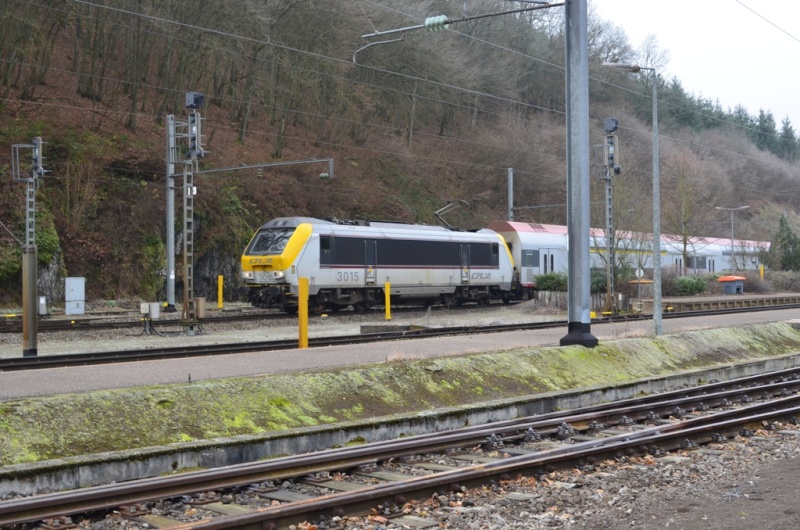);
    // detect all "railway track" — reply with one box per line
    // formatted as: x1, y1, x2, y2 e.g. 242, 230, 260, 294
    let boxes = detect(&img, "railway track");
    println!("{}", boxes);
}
0, 304, 503, 334
4, 299, 799, 336
3, 366, 800, 528
1, 303, 799, 372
